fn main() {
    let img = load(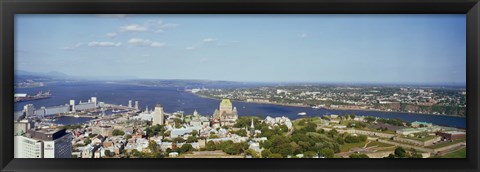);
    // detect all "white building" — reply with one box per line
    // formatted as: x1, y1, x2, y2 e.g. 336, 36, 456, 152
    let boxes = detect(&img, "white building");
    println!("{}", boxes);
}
23, 104, 35, 118
15, 128, 72, 158
133, 107, 153, 121
69, 100, 75, 112
152, 104, 165, 125
170, 126, 201, 138
264, 116, 293, 130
